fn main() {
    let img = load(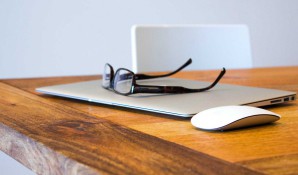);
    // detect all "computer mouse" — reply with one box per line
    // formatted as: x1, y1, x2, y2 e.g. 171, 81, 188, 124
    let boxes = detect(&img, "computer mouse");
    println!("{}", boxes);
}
191, 105, 280, 131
